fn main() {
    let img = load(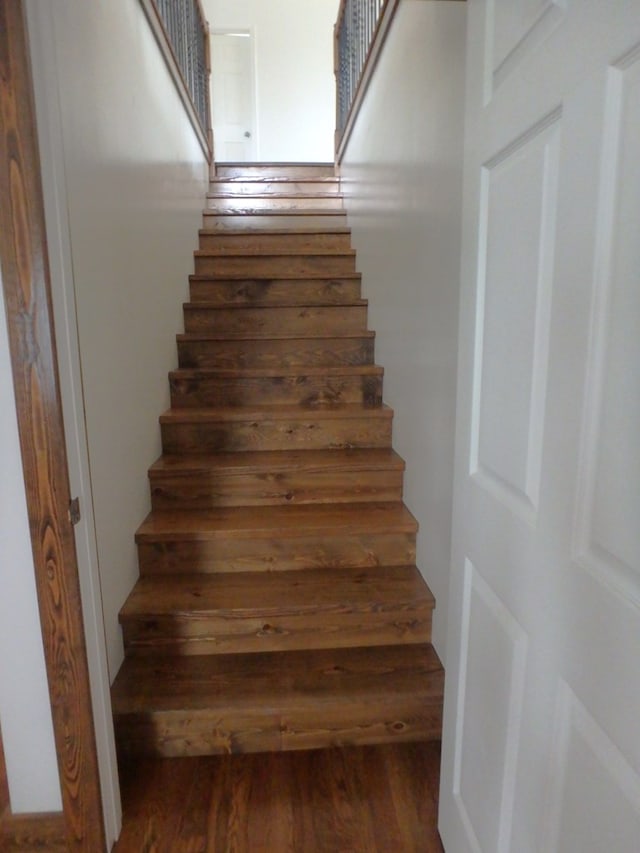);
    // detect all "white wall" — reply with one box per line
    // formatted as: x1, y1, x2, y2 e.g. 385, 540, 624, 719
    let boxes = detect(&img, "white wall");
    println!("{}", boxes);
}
339, 0, 467, 663
0, 273, 62, 814
206, 0, 339, 161
30, 0, 209, 679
